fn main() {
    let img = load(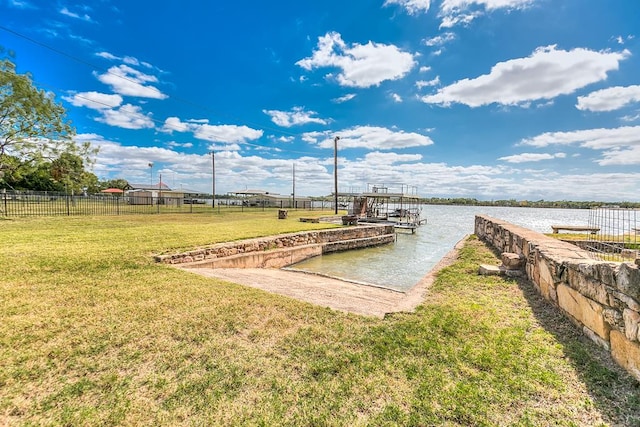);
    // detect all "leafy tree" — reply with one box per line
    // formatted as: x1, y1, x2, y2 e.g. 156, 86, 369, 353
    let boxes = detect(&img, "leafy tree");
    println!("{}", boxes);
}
2, 157, 60, 191
102, 178, 130, 191
51, 152, 81, 193
0, 52, 95, 181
